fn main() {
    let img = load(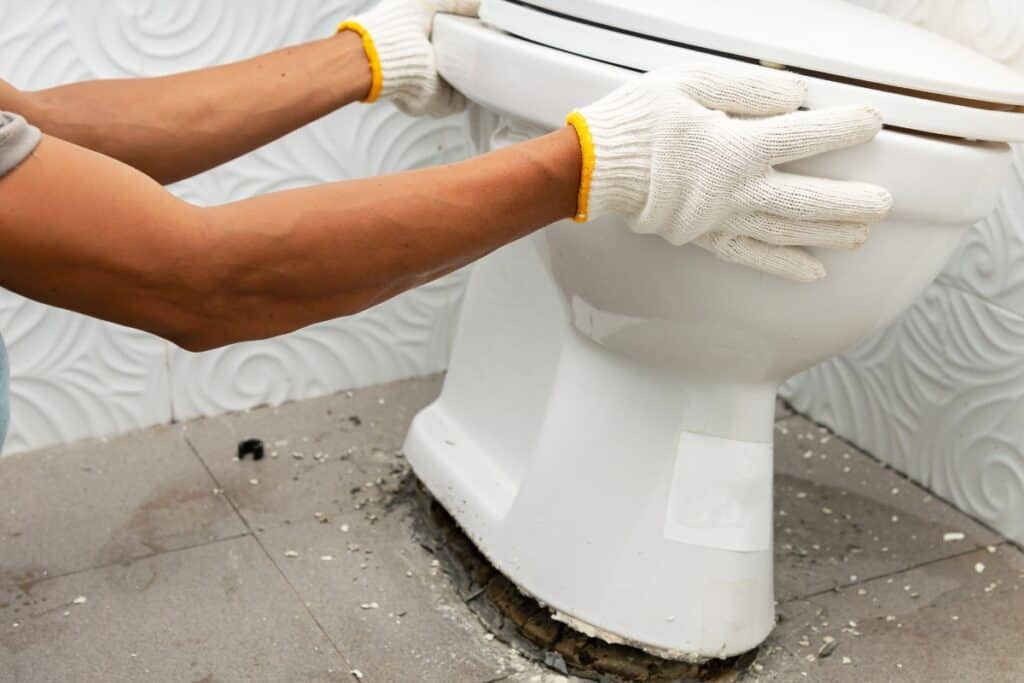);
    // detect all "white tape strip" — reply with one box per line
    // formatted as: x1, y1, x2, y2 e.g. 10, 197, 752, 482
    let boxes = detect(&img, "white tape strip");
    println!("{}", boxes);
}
664, 431, 773, 552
